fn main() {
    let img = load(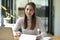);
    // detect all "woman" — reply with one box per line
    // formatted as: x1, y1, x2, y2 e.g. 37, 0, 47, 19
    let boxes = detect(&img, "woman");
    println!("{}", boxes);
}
13, 2, 47, 40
